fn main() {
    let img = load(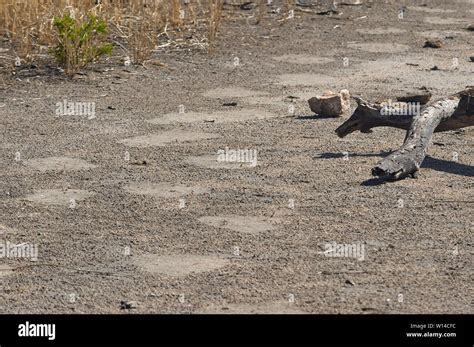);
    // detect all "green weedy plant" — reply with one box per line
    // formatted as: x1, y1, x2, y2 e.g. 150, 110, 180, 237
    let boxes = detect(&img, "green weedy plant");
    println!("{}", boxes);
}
51, 13, 113, 75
